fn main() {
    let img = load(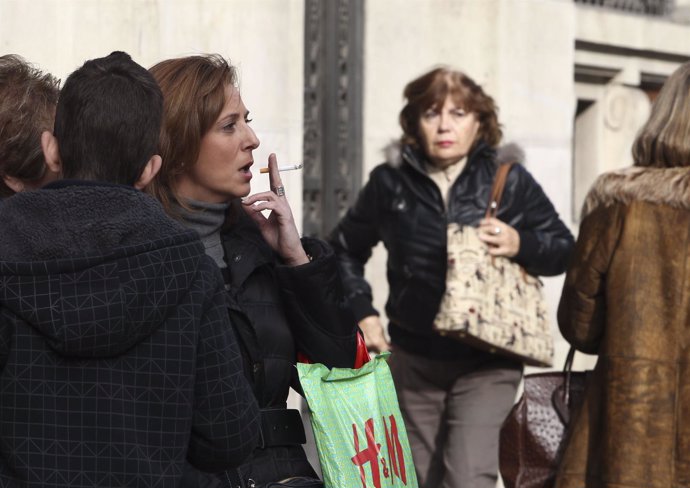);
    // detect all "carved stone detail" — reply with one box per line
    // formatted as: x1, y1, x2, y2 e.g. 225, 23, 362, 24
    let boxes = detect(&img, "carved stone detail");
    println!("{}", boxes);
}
303, 0, 363, 238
